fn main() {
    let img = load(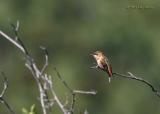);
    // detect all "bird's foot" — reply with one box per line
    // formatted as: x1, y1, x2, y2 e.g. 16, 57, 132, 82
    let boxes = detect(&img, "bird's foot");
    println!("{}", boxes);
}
90, 65, 99, 69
